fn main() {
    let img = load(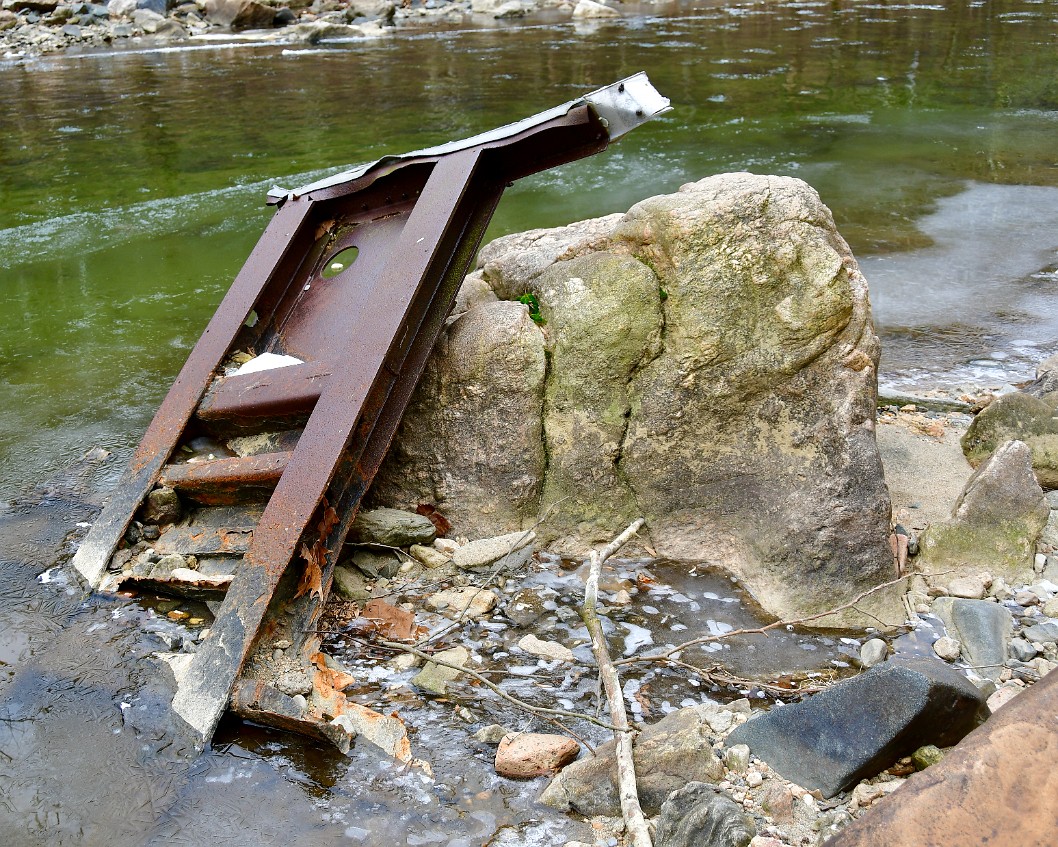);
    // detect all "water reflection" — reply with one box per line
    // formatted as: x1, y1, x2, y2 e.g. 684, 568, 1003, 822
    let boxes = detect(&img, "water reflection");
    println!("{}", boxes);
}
3, 0, 1058, 841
